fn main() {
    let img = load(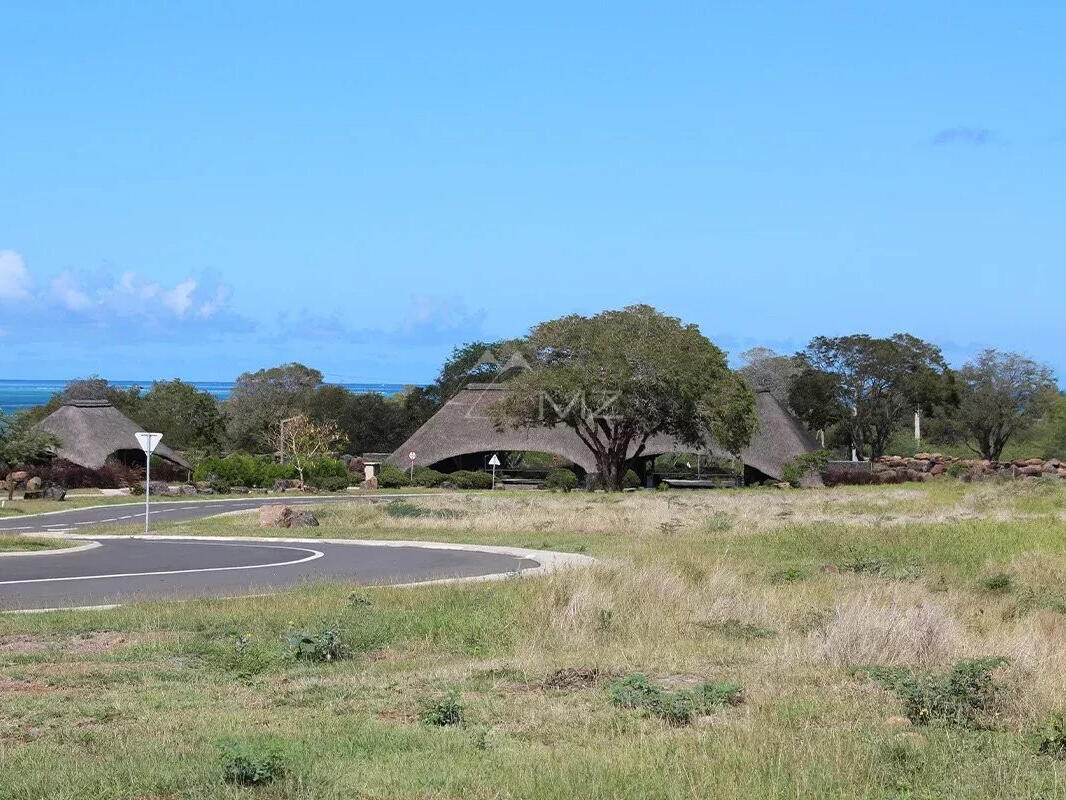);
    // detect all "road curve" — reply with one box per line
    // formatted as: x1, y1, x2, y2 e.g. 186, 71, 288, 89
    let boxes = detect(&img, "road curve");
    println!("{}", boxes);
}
0, 494, 413, 534
0, 536, 541, 611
